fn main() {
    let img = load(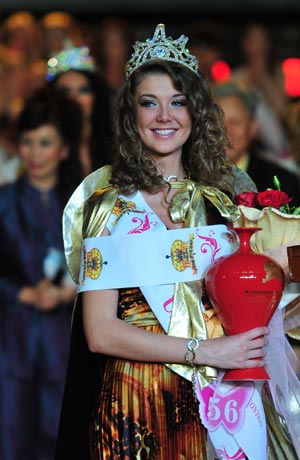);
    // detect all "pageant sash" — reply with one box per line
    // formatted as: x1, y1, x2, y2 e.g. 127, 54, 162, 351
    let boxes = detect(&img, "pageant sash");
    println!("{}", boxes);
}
77, 224, 234, 333
193, 374, 268, 460
78, 224, 233, 291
